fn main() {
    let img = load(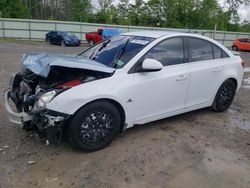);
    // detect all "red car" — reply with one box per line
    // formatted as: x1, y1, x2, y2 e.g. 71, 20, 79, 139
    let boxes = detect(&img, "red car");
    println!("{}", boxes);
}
232, 38, 250, 51
85, 28, 121, 46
